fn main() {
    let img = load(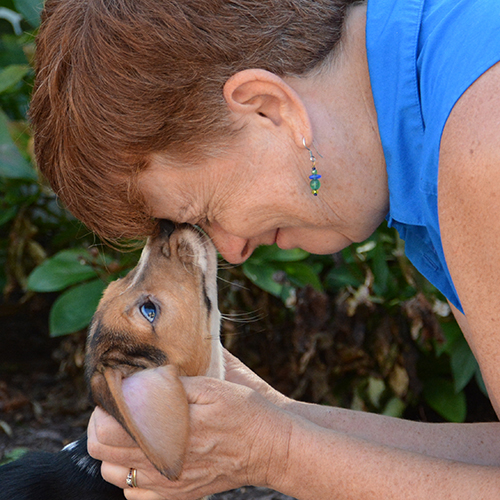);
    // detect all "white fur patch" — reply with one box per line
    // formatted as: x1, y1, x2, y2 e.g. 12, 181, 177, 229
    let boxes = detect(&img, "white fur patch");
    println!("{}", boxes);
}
127, 245, 152, 290
74, 455, 101, 477
63, 441, 101, 477
62, 441, 78, 452
178, 227, 224, 380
